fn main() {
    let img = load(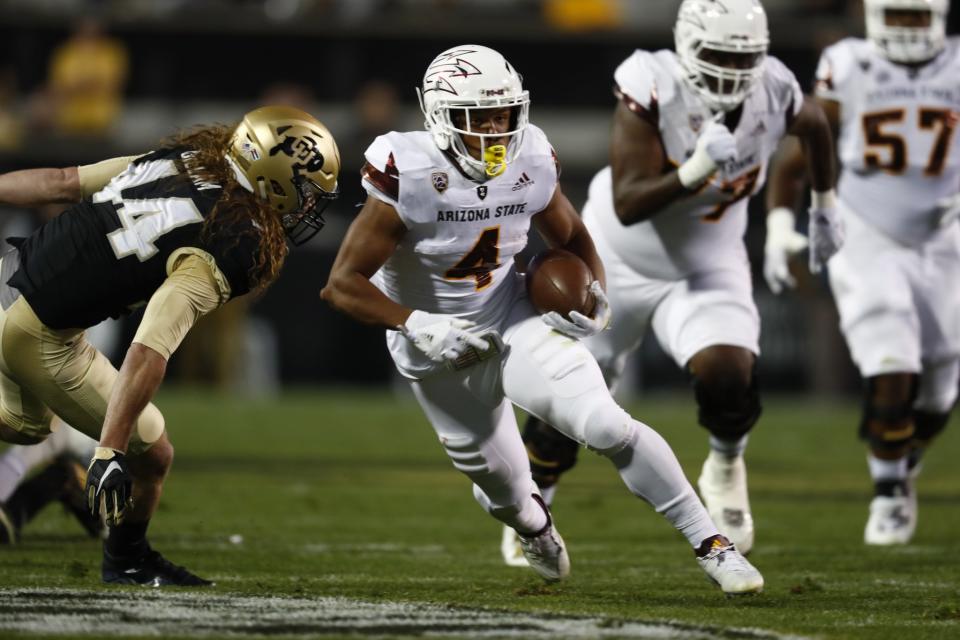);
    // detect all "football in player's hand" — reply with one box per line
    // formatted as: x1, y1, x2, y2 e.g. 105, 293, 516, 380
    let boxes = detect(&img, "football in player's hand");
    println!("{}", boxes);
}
525, 248, 596, 318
